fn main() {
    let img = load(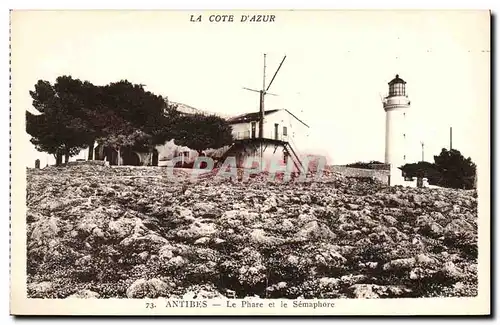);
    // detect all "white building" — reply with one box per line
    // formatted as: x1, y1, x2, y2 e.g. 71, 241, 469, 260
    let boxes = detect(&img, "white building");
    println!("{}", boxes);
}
226, 108, 310, 171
